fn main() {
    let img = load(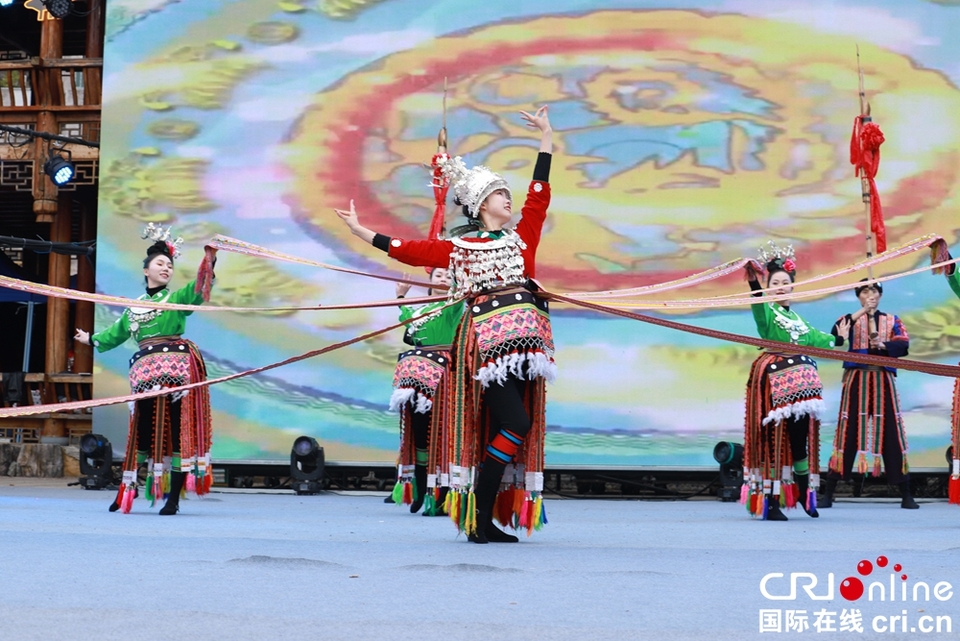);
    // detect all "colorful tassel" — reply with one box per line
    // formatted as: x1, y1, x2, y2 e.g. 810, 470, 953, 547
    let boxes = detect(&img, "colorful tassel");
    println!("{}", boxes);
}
458, 493, 468, 532
120, 486, 135, 514
808, 489, 817, 512
856, 452, 868, 475
391, 480, 403, 505
144, 475, 155, 504
949, 476, 960, 506
512, 487, 524, 528
532, 496, 544, 531
872, 456, 882, 478
761, 495, 769, 521
186, 473, 196, 494
466, 493, 477, 535
443, 489, 453, 517
784, 483, 797, 509
828, 450, 839, 472
739, 482, 748, 505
